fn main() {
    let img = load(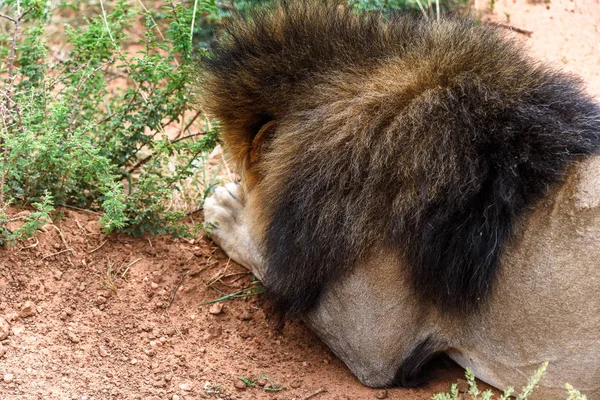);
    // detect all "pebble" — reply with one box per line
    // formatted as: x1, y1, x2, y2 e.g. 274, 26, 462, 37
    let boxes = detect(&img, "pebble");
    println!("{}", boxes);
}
456, 378, 469, 393
3, 373, 14, 383
207, 326, 222, 338
208, 303, 223, 315
0, 344, 7, 358
171, 395, 180, 400
144, 349, 155, 357
150, 282, 159, 290
98, 346, 109, 357
233, 379, 247, 390
95, 296, 107, 305
257, 378, 268, 387
130, 358, 138, 365
290, 379, 302, 389
19, 301, 36, 318
0, 317, 9, 340
375, 390, 388, 399
66, 331, 80, 343
237, 310, 252, 321
53, 270, 63, 281
179, 382, 192, 391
